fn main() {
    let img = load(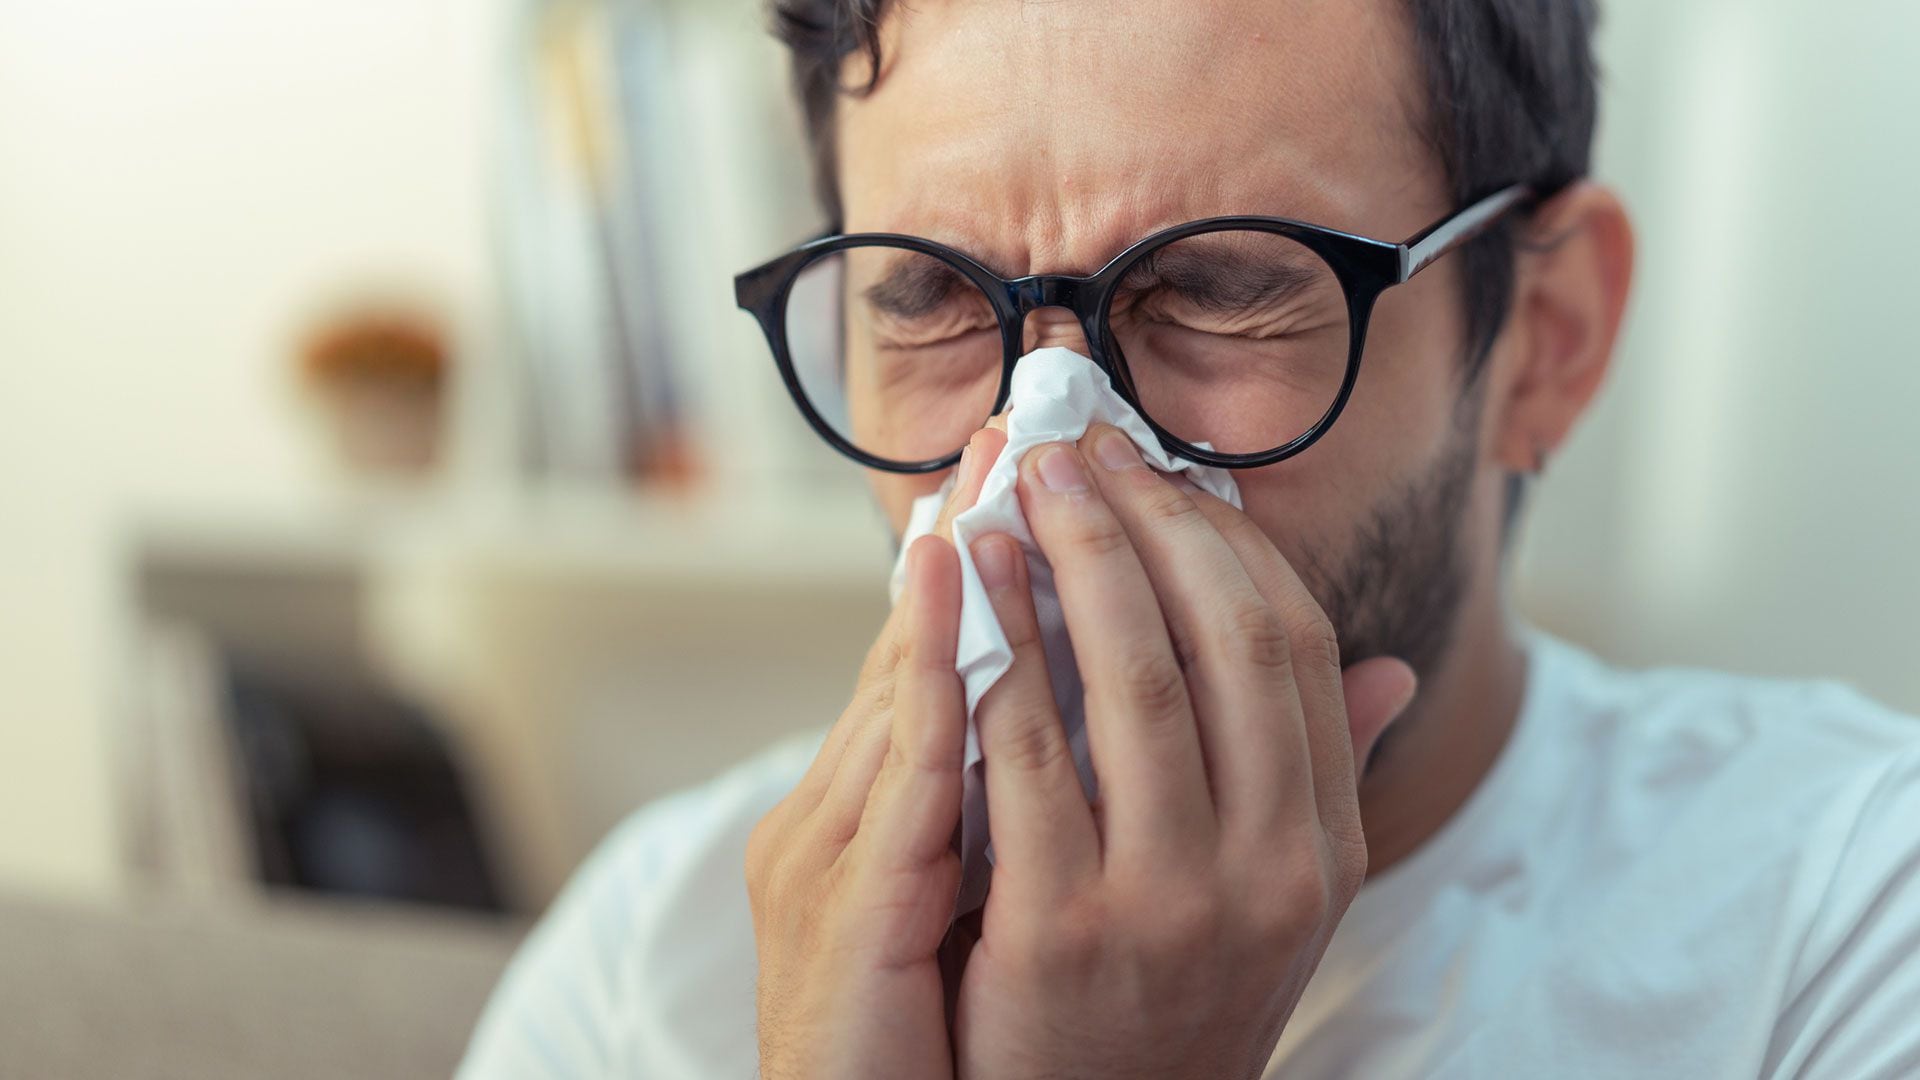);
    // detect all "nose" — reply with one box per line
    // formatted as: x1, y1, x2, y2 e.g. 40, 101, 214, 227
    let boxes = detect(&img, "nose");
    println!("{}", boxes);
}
1021, 307, 1091, 356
